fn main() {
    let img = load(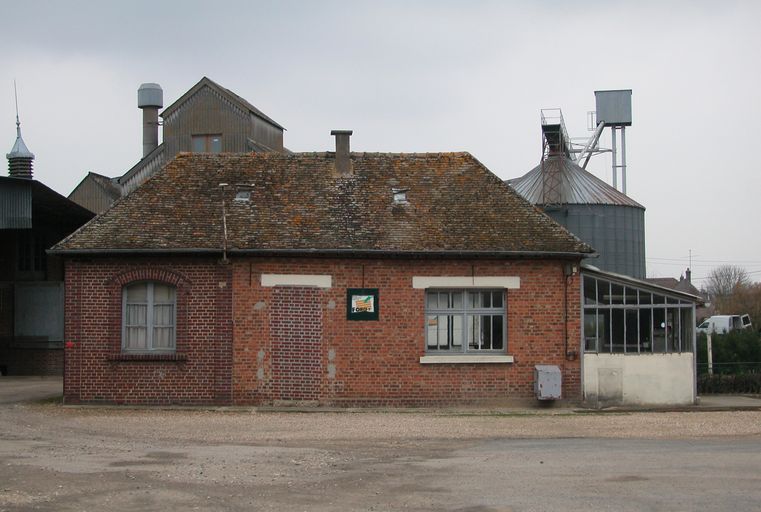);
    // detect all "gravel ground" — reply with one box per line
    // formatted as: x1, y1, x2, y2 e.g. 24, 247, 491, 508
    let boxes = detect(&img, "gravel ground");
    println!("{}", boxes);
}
1, 402, 761, 511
